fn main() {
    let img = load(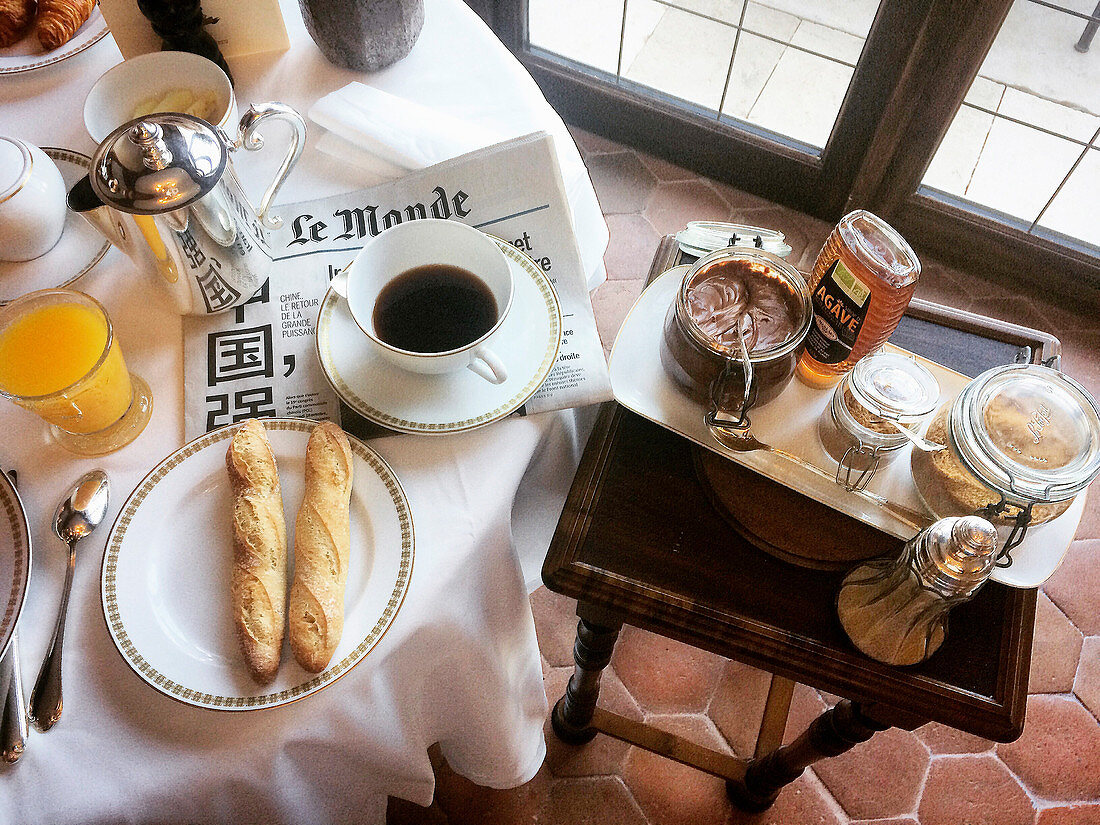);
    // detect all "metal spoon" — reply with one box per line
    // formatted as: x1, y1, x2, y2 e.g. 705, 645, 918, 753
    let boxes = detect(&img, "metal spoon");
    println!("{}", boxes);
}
885, 418, 947, 452
28, 470, 109, 732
